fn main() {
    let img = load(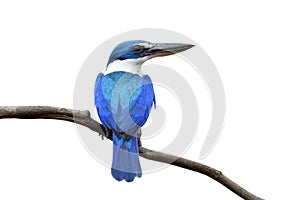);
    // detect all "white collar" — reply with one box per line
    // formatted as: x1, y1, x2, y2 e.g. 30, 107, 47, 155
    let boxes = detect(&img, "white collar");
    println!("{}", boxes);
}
104, 57, 149, 76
